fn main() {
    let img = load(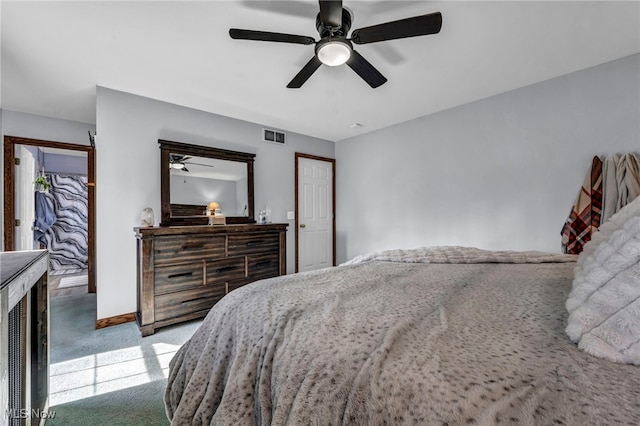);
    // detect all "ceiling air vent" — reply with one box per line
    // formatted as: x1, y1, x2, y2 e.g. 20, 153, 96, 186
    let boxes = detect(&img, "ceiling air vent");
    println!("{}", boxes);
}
263, 128, 286, 145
